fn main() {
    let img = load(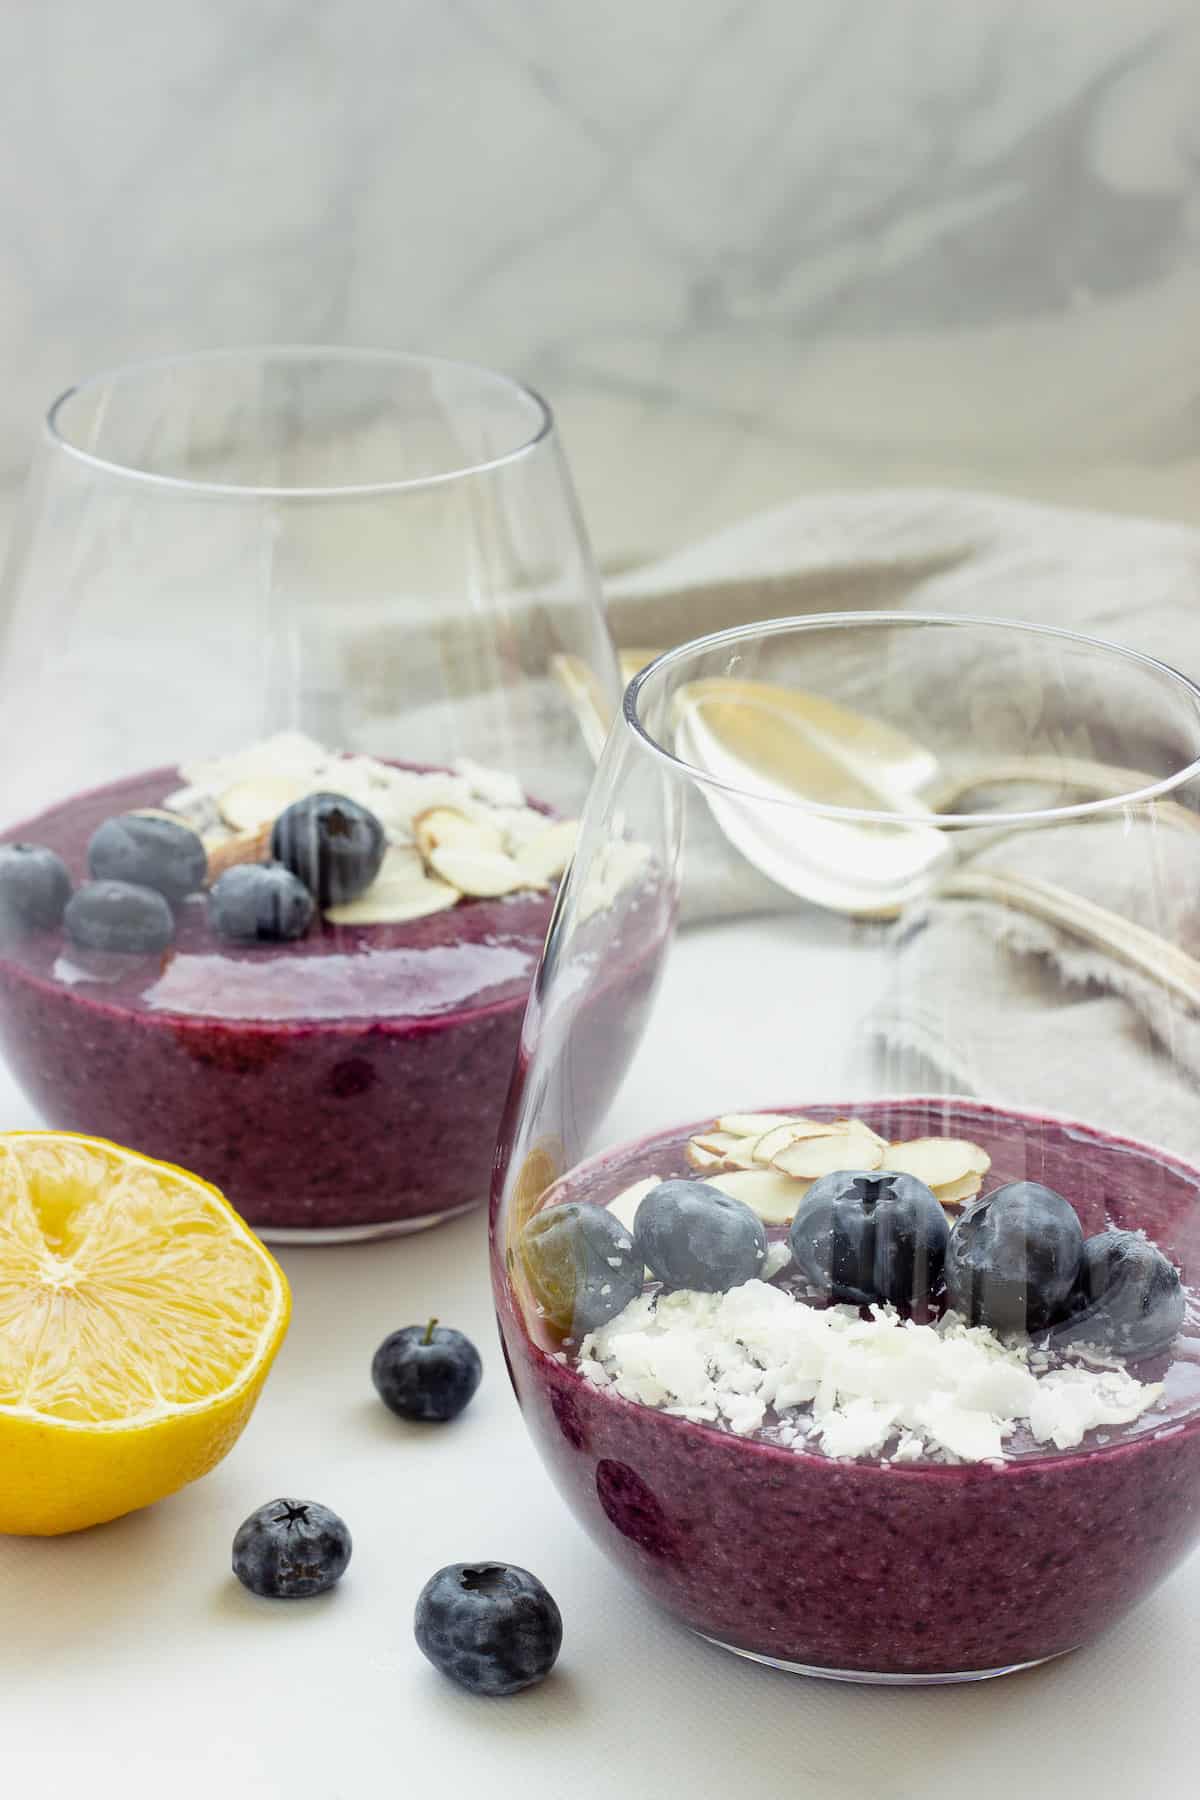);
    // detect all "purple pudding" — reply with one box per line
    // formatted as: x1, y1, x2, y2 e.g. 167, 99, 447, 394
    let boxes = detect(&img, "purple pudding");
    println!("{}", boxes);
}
494, 1097, 1200, 1680
0, 766, 558, 1237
